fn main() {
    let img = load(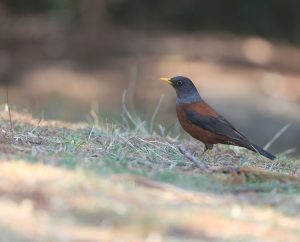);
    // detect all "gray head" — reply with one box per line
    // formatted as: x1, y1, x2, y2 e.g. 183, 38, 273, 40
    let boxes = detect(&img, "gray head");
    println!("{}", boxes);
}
160, 76, 202, 104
